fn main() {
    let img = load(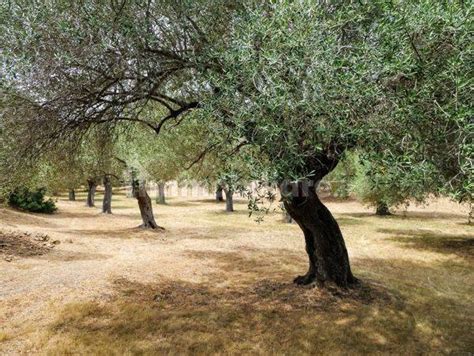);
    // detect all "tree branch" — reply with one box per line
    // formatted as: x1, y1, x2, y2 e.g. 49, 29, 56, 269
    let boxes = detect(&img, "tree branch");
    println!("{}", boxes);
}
154, 101, 199, 134
184, 142, 219, 170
